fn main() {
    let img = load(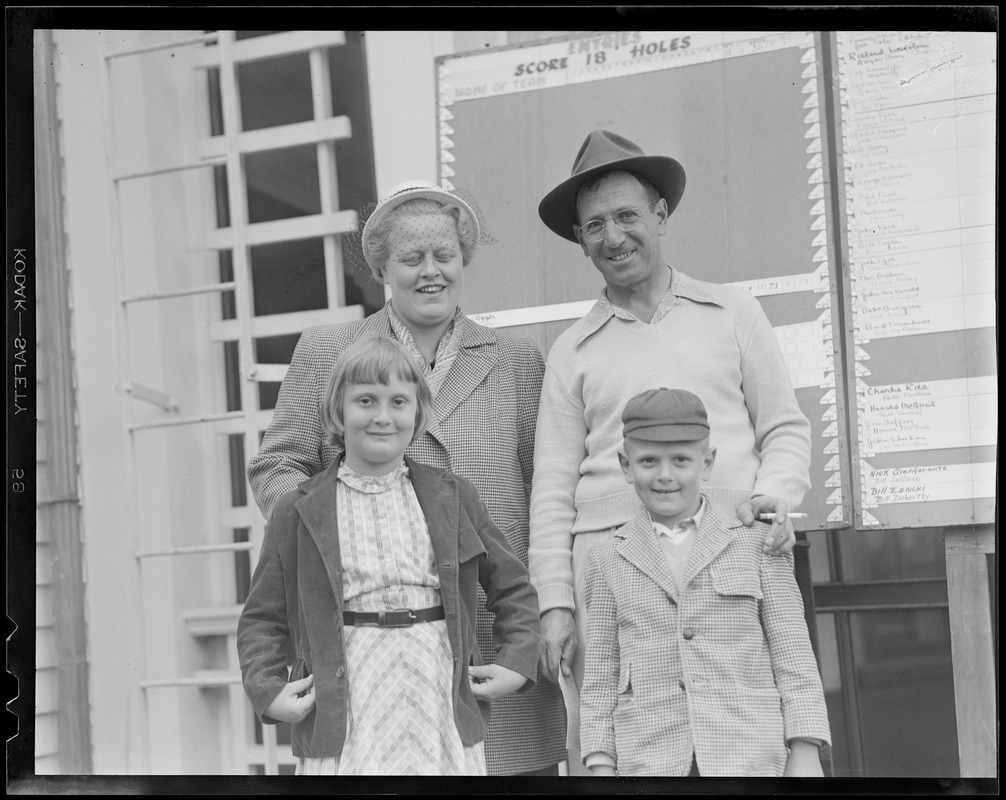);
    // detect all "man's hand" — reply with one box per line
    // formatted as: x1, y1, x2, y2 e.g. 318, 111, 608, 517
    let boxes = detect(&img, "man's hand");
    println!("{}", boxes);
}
539, 608, 577, 683
468, 664, 528, 700
264, 674, 316, 723
736, 495, 796, 555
